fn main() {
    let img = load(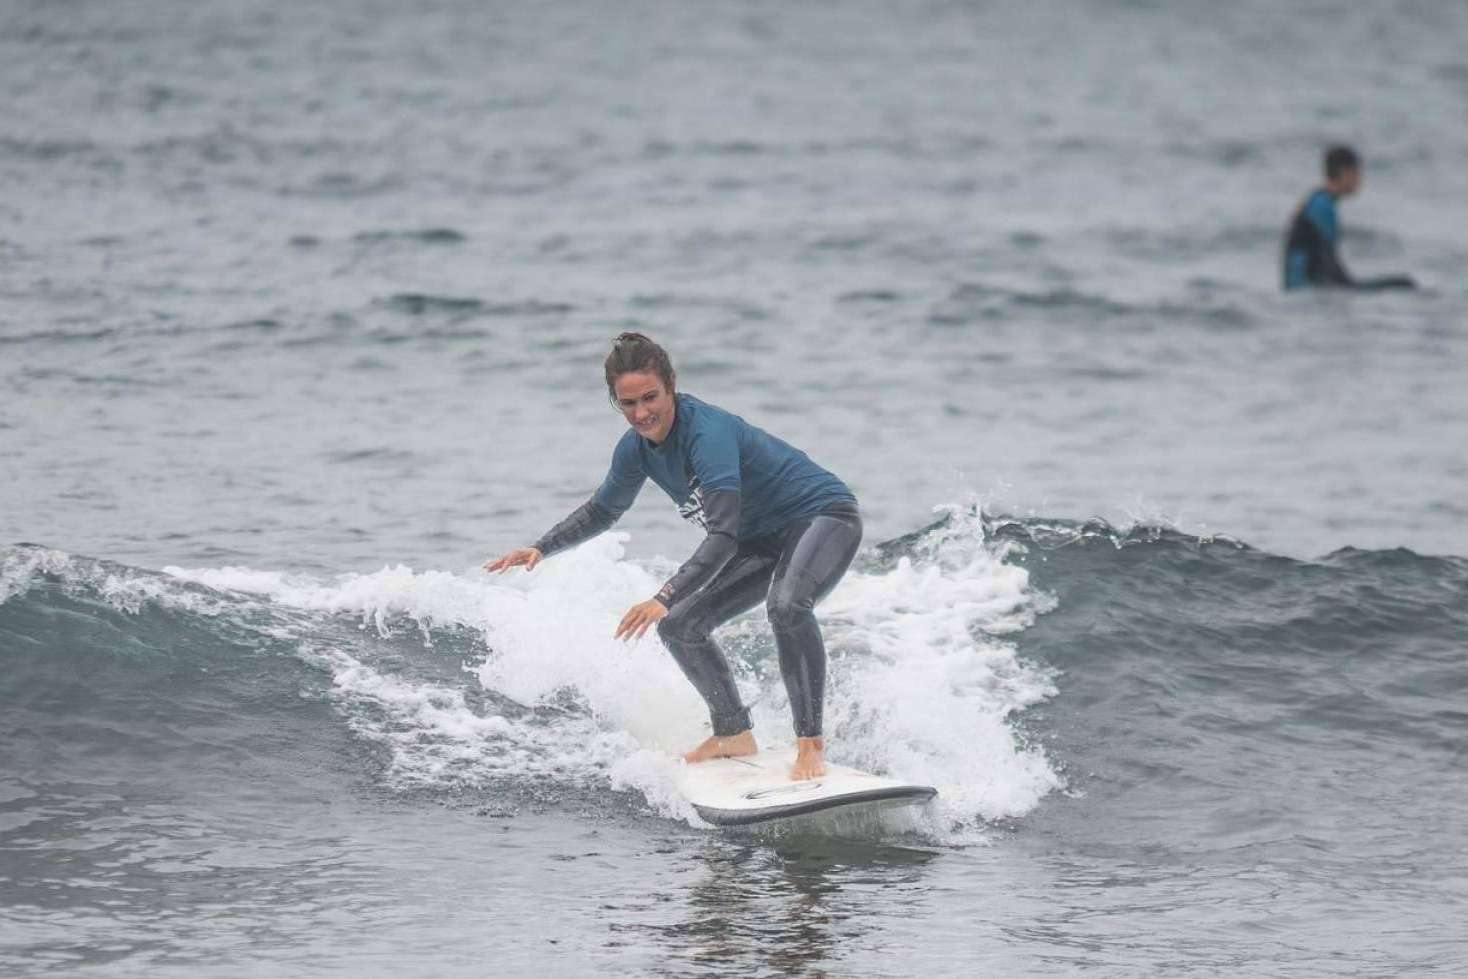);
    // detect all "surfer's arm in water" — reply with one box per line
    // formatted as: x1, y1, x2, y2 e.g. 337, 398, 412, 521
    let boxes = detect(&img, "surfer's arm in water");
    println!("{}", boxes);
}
1355, 273, 1418, 291
1307, 230, 1416, 291
1315, 239, 1354, 288
1285, 212, 1416, 291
